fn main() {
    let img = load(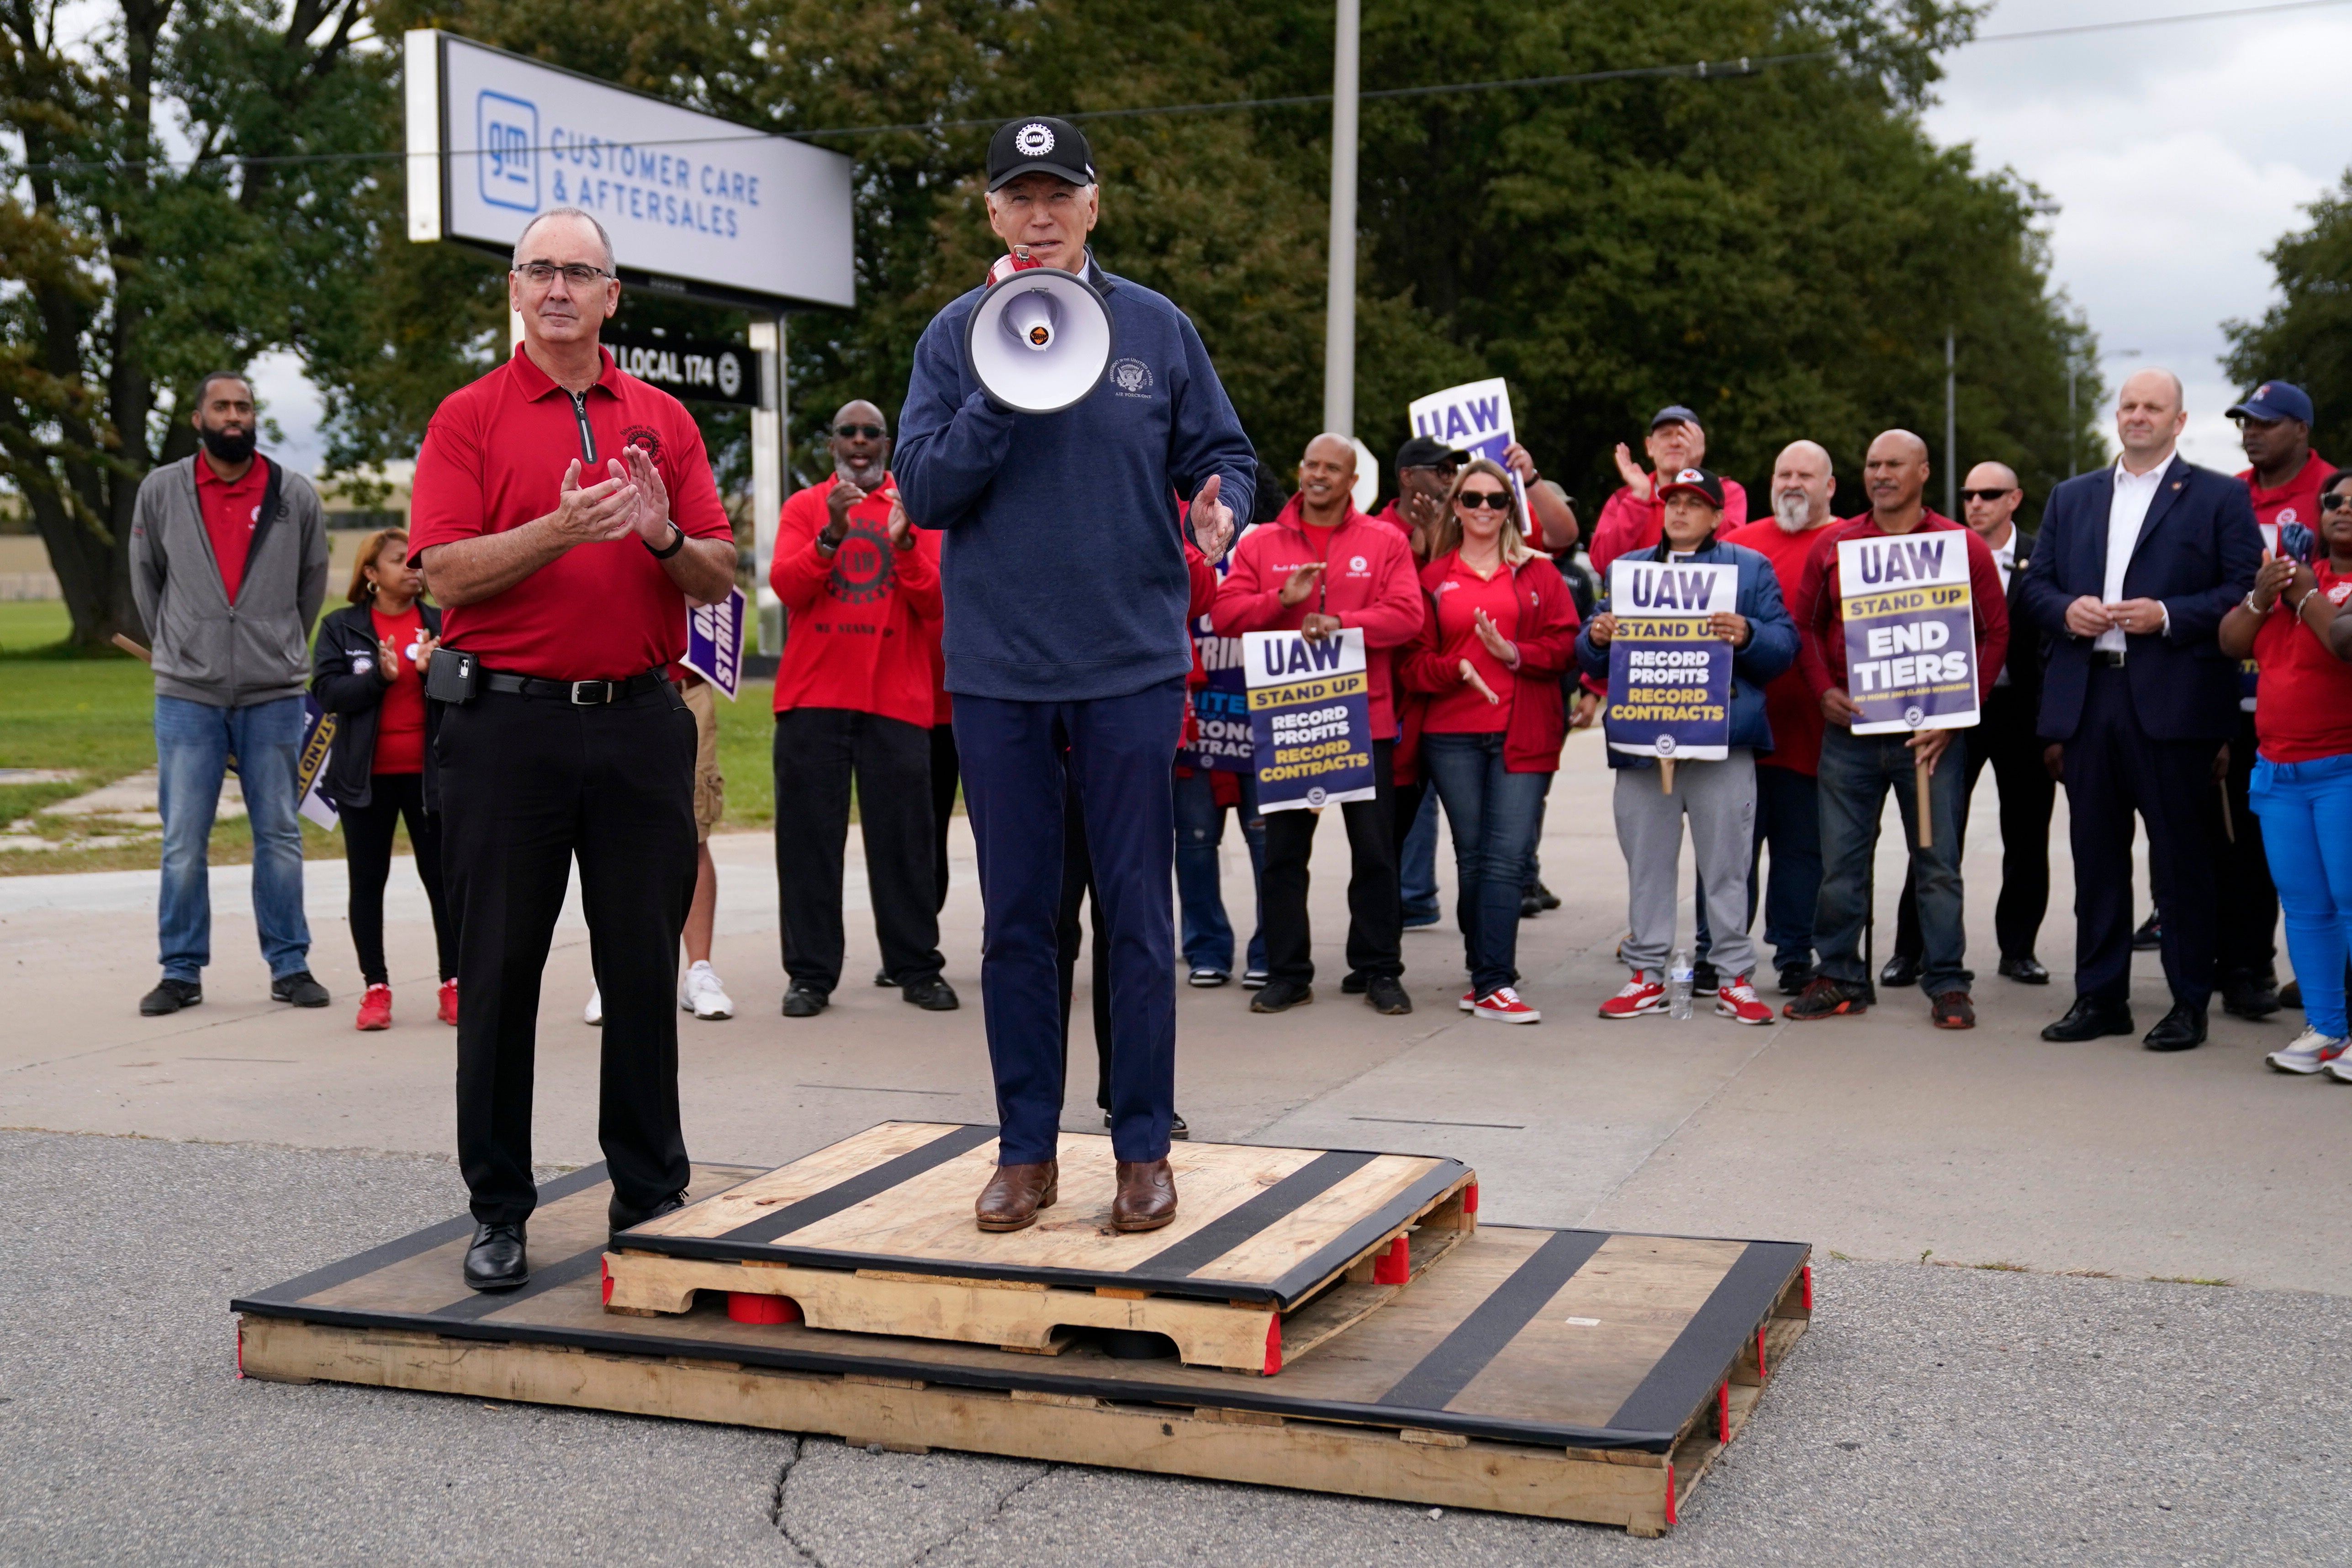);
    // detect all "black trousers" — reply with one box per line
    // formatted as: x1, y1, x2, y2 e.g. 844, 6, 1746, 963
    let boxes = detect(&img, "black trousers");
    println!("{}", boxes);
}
439, 683, 697, 1228
1261, 739, 1402, 984
931, 722, 960, 914
341, 772, 455, 985
1895, 683, 2055, 964
1055, 783, 1114, 1111
2064, 665, 2221, 1010
772, 707, 944, 994
2216, 708, 2279, 984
